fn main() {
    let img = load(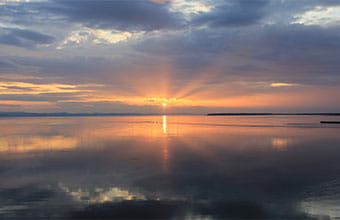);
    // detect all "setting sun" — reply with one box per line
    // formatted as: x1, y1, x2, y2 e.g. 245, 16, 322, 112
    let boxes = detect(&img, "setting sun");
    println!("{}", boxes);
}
1, 0, 340, 219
